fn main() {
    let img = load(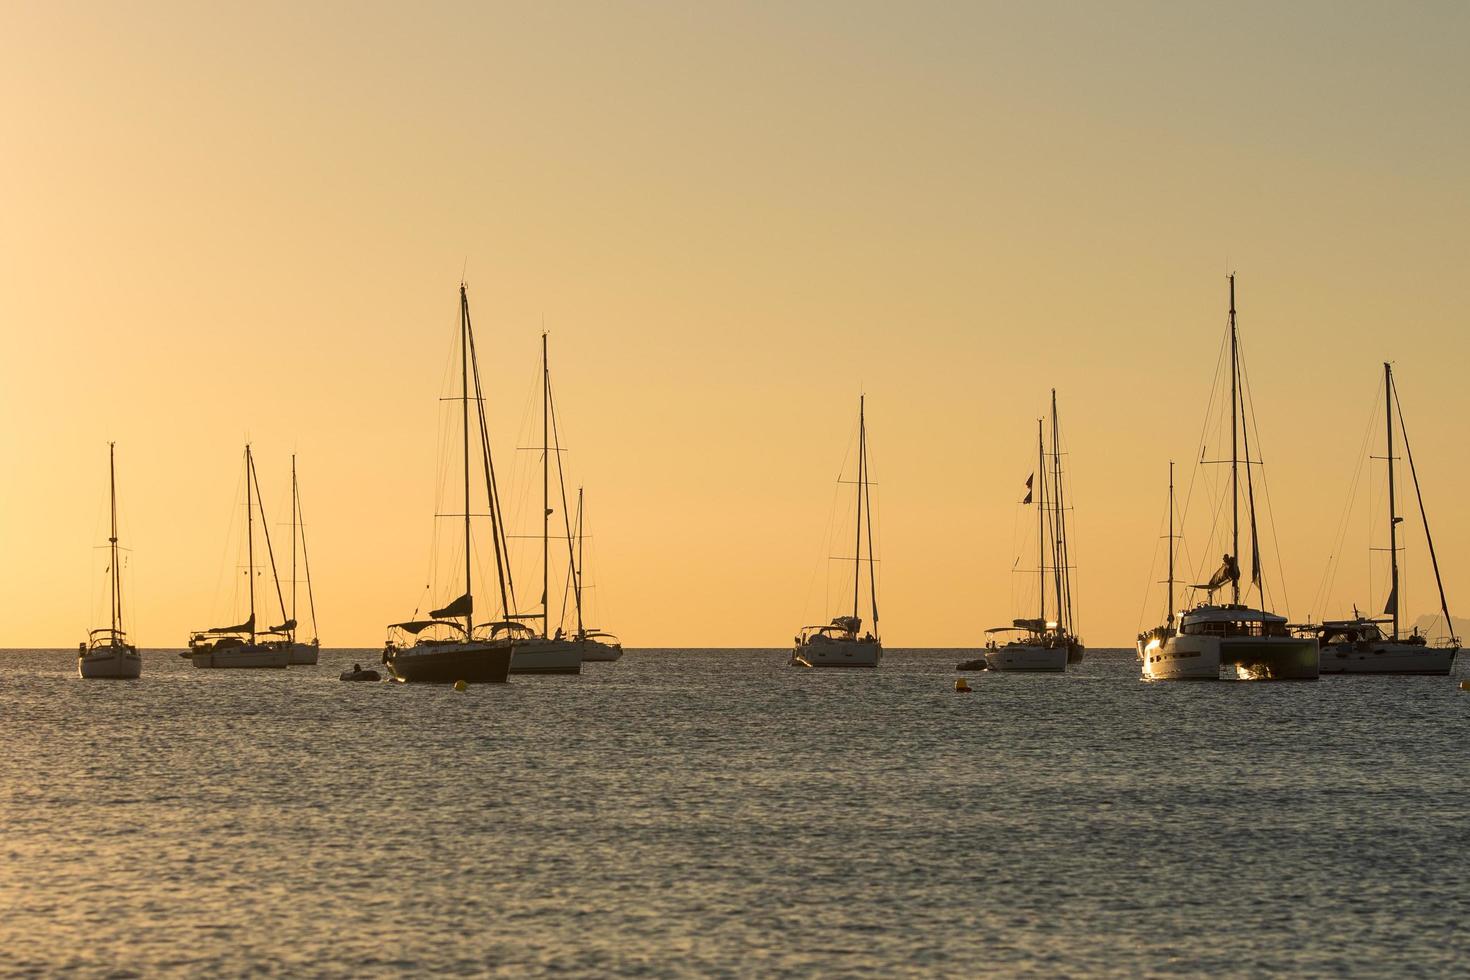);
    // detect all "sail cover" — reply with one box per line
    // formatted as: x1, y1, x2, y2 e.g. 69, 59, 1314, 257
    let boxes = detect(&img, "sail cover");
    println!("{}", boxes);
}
269, 618, 297, 633
1194, 555, 1239, 592
388, 620, 466, 635
431, 592, 473, 619
207, 613, 254, 634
